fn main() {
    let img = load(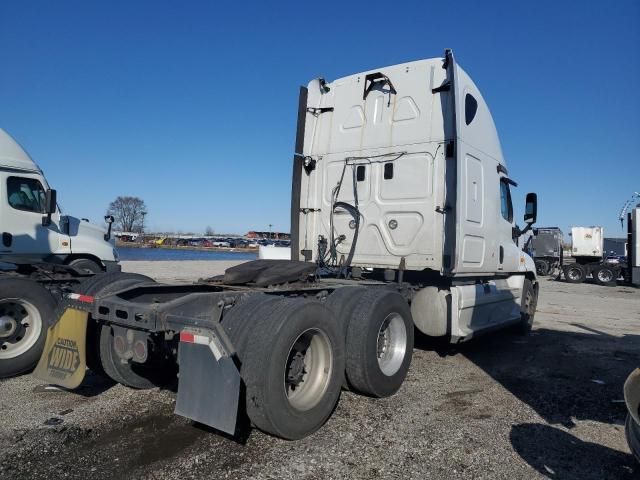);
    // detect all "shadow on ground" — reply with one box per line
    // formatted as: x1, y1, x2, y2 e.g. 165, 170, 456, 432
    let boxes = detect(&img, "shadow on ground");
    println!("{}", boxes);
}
510, 423, 637, 479
416, 325, 639, 477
